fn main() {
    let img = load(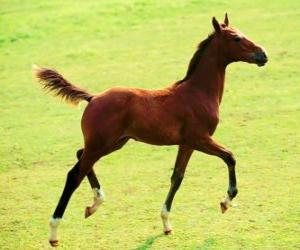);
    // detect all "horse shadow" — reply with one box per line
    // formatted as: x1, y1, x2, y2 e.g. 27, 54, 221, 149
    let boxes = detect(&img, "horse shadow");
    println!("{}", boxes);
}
134, 234, 217, 250
134, 233, 165, 250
